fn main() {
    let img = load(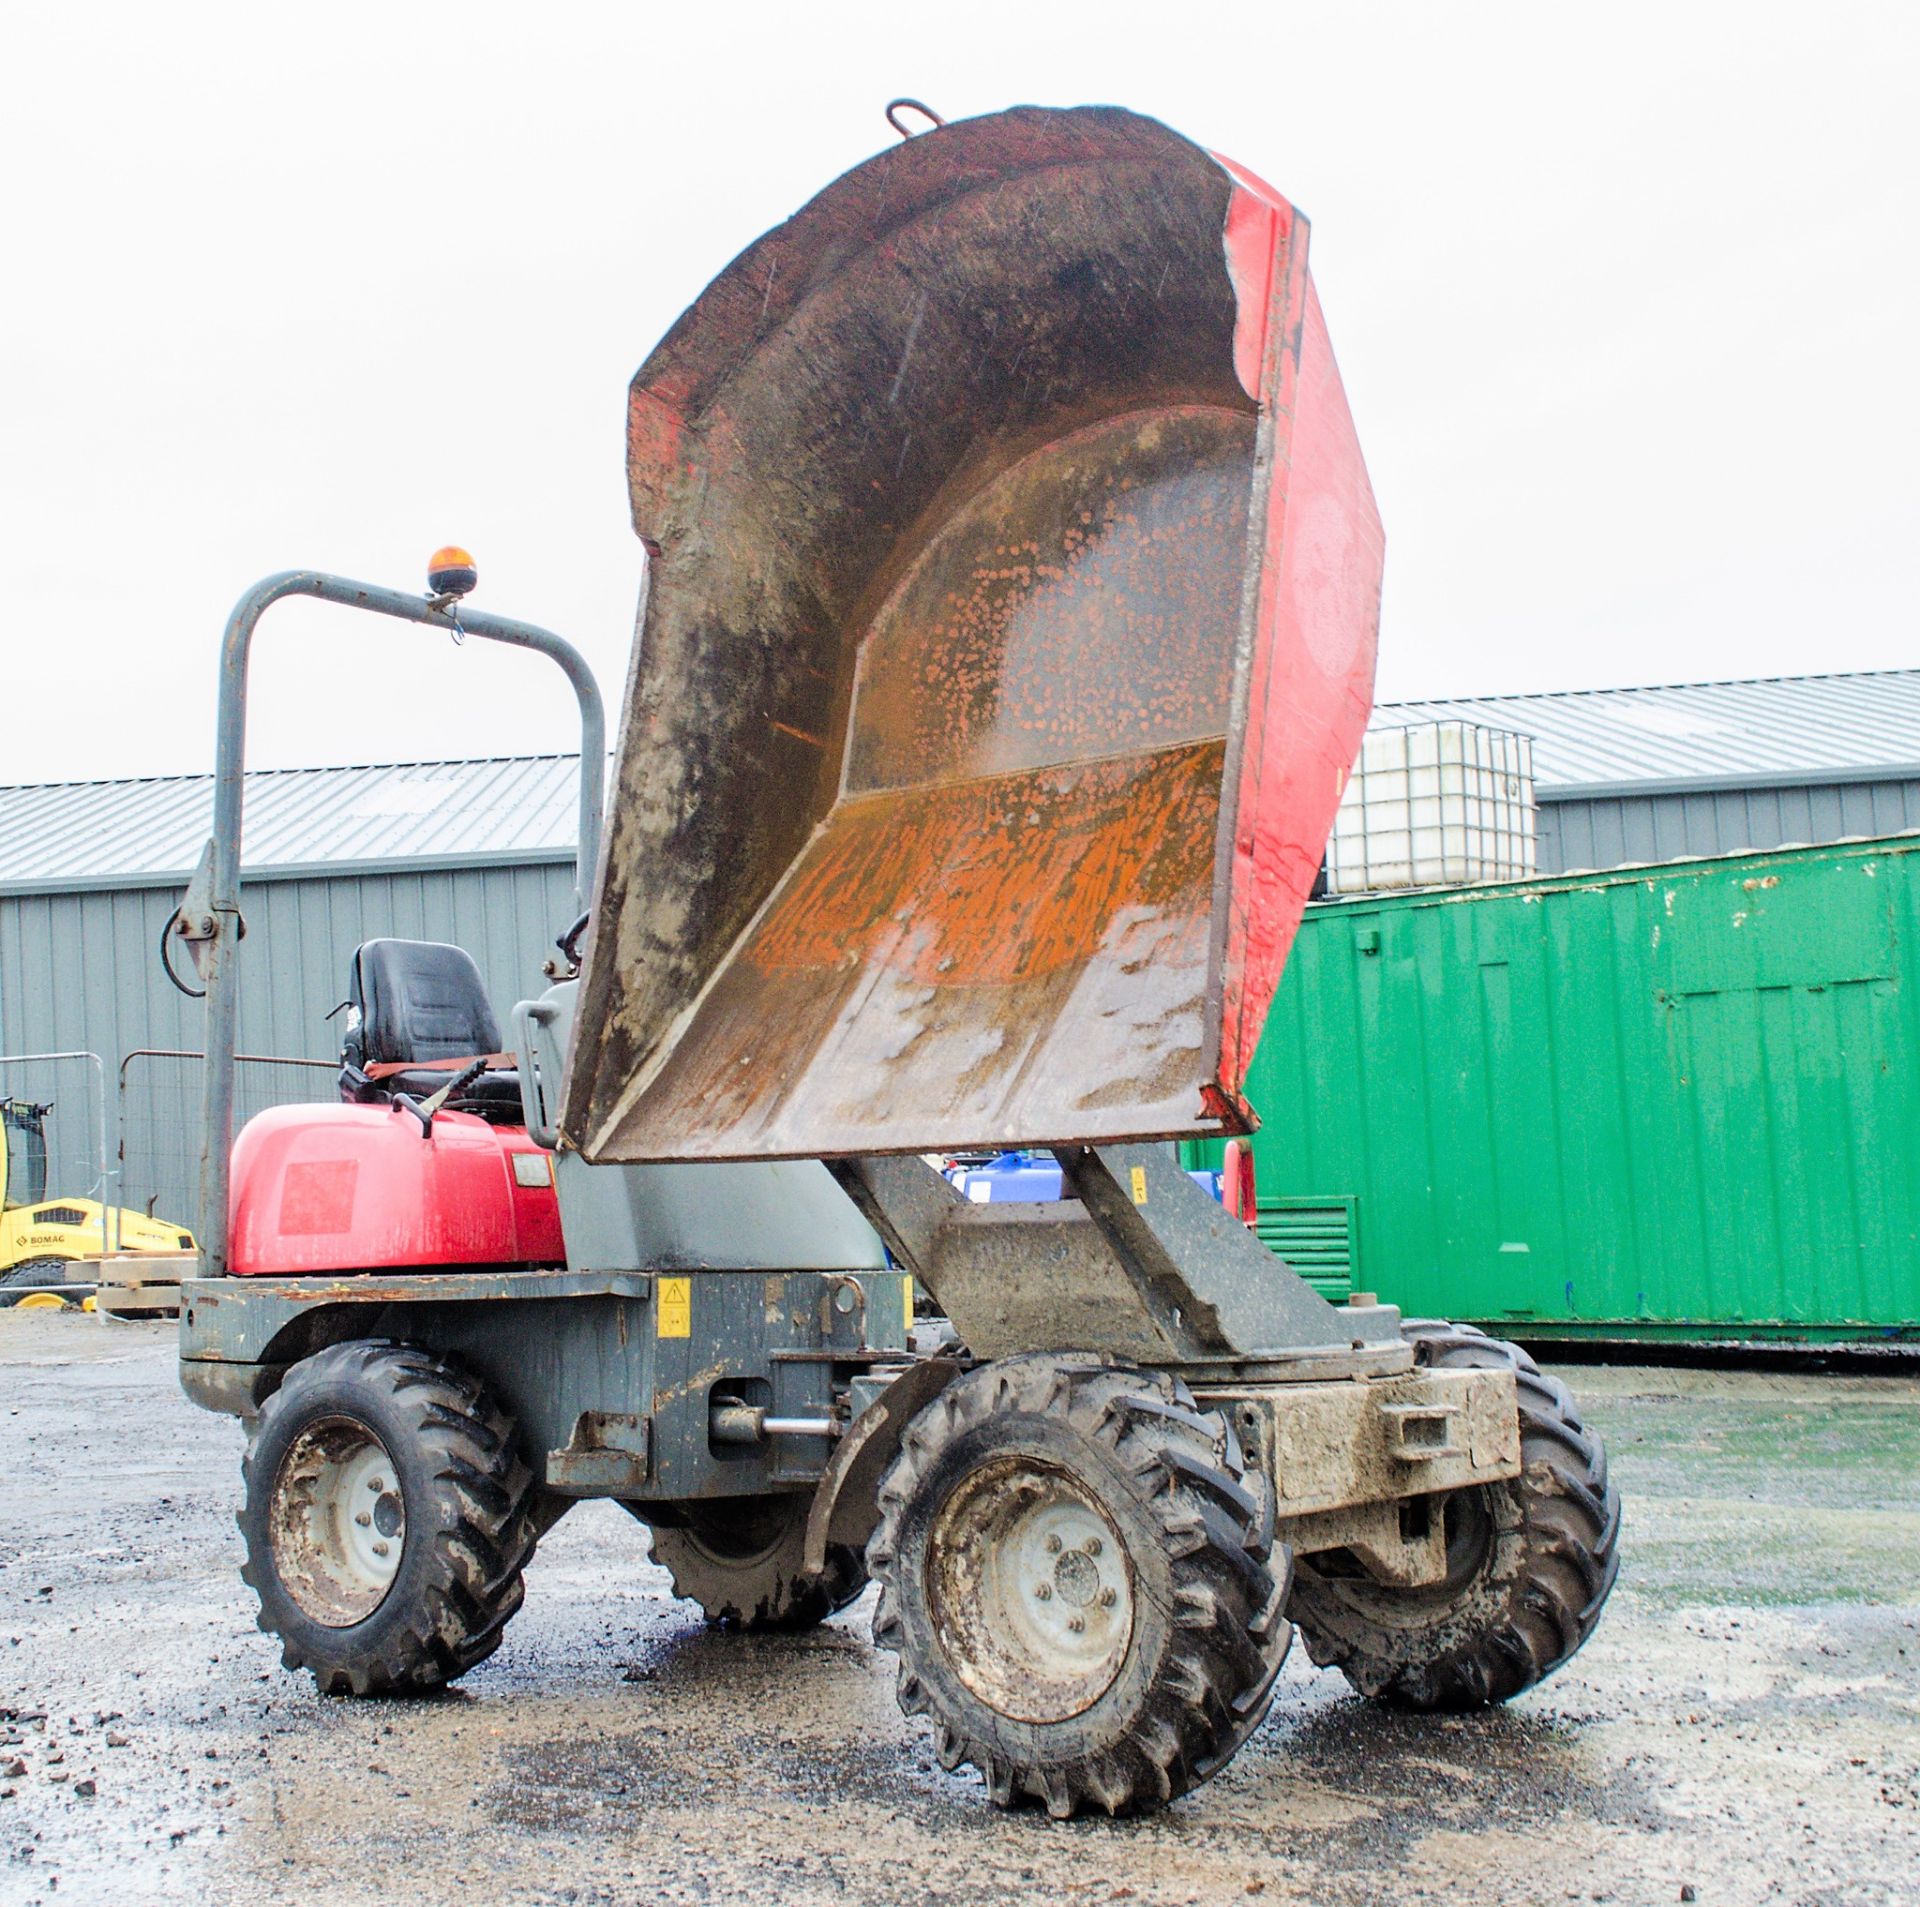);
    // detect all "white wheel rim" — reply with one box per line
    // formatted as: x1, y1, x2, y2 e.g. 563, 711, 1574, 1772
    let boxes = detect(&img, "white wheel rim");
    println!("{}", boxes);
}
269, 1418, 405, 1627
927, 1459, 1135, 1724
